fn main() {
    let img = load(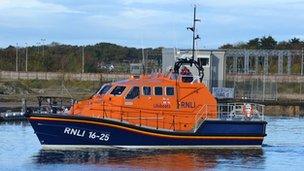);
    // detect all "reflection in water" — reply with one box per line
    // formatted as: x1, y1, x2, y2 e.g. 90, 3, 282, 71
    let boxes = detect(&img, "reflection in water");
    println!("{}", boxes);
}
0, 120, 30, 127
33, 148, 265, 170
